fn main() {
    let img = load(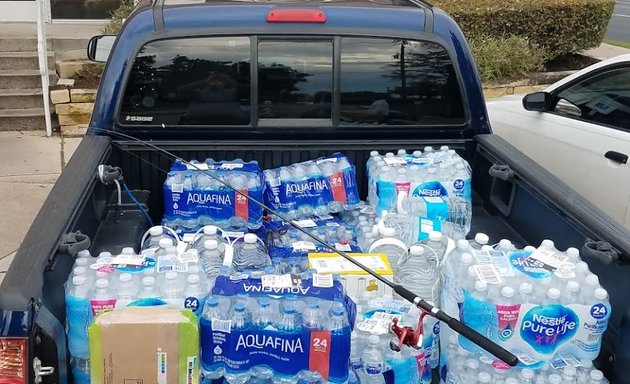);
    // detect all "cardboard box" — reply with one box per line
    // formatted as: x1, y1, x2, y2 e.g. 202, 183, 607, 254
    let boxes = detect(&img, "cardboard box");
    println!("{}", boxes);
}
89, 306, 199, 384
308, 253, 393, 301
